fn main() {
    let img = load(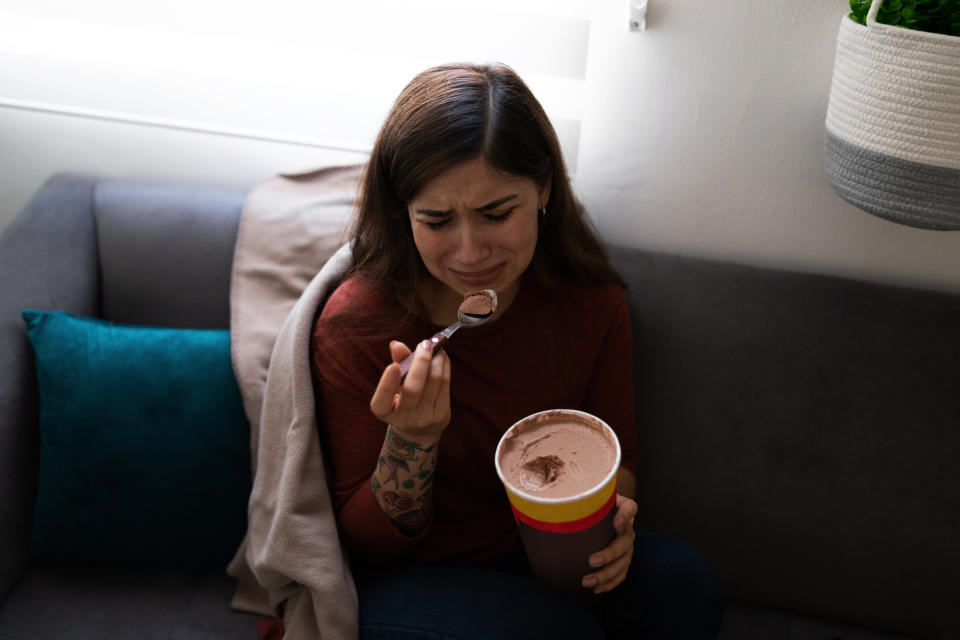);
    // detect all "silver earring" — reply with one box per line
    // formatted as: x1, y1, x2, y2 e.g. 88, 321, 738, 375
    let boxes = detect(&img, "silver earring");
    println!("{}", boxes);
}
538, 205, 547, 217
